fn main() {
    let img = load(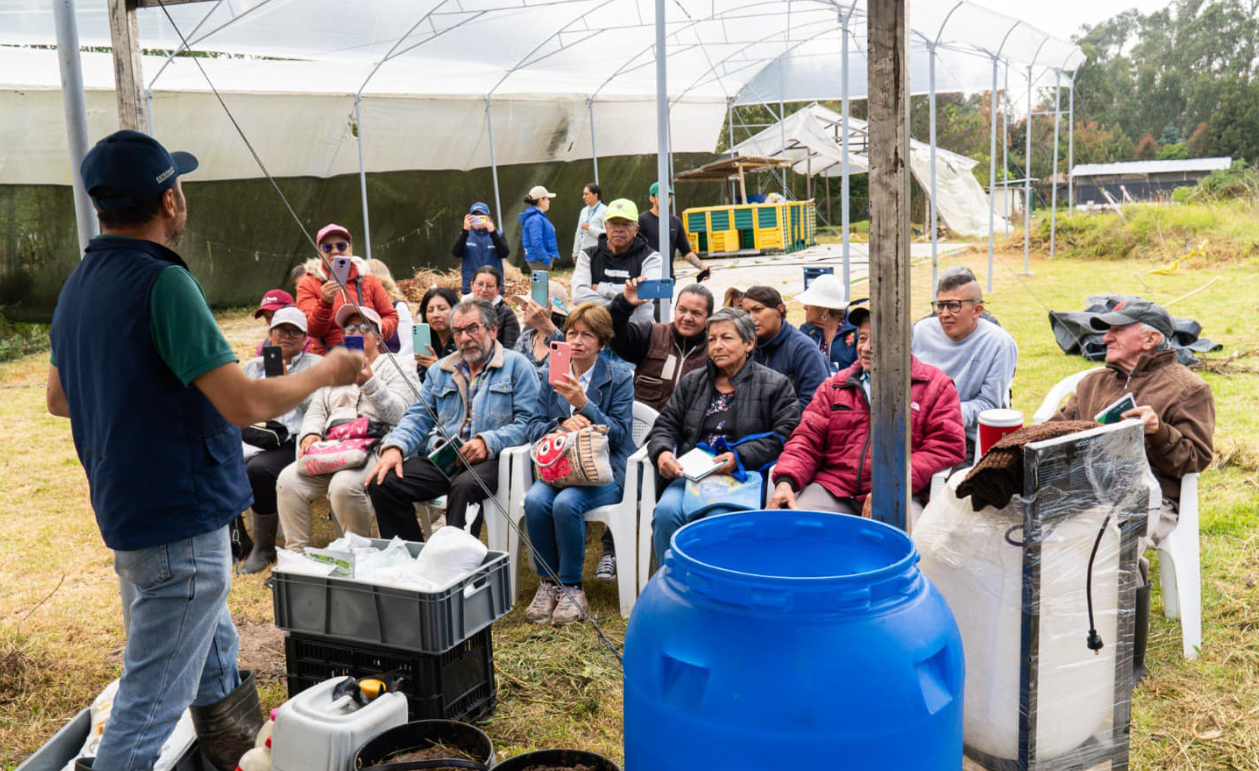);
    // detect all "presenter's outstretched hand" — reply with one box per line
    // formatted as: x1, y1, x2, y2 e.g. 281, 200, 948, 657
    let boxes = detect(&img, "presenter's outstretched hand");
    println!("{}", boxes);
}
323, 348, 366, 387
